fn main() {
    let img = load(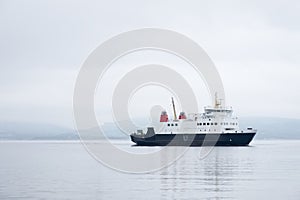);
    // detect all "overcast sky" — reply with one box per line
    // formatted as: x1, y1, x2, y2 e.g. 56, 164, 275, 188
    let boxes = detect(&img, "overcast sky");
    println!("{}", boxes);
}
1, 0, 300, 128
